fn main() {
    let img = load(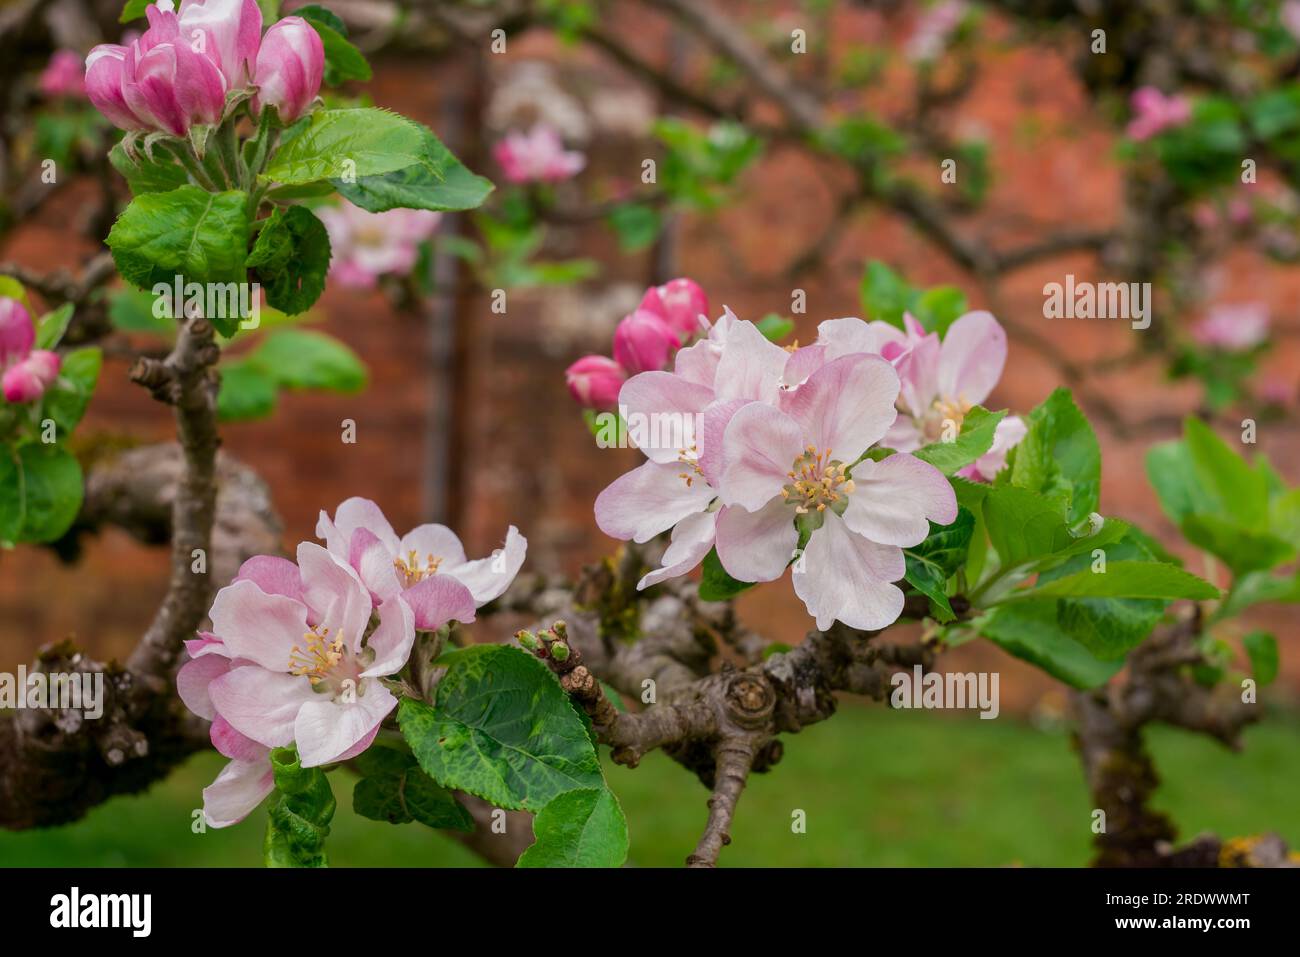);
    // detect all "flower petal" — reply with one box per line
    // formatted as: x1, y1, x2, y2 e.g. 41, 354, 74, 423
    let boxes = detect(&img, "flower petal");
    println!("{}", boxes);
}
209, 578, 308, 671
177, 653, 232, 720
202, 756, 274, 828
619, 371, 712, 463
297, 541, 371, 653
349, 527, 402, 603
444, 525, 527, 606
937, 310, 1006, 407
712, 318, 790, 404
696, 397, 748, 487
718, 402, 803, 511
233, 555, 303, 603
715, 498, 799, 583
316, 497, 400, 557
792, 511, 906, 631
207, 665, 315, 748
781, 353, 899, 462
398, 523, 468, 568
842, 453, 958, 547
360, 594, 418, 677
400, 574, 477, 630
638, 509, 717, 589
294, 680, 397, 768
210, 713, 267, 761
595, 460, 716, 543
